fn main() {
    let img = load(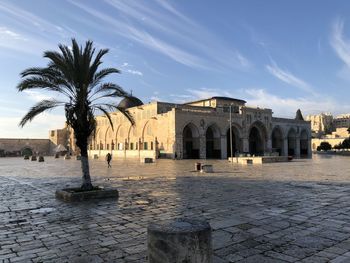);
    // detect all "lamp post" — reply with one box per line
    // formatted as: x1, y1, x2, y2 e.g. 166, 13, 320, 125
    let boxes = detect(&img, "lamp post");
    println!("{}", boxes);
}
229, 104, 233, 164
